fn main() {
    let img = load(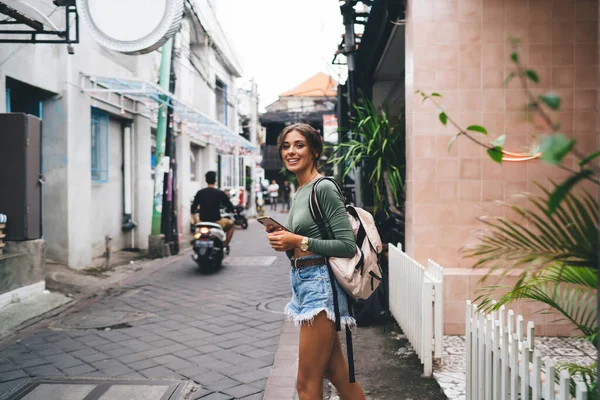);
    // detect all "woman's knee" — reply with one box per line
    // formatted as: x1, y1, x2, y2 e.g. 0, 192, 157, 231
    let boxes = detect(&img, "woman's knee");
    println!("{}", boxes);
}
296, 373, 319, 397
